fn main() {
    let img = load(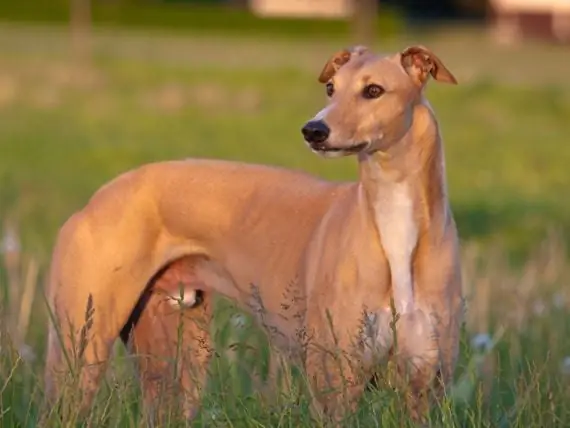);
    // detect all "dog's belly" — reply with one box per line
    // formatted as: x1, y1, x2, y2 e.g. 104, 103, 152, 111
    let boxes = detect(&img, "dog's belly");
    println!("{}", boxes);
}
148, 255, 306, 358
